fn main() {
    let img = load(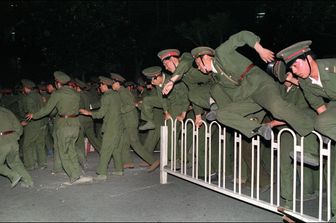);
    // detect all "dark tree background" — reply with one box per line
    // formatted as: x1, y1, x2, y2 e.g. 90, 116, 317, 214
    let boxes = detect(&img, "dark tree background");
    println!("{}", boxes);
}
0, 0, 335, 87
